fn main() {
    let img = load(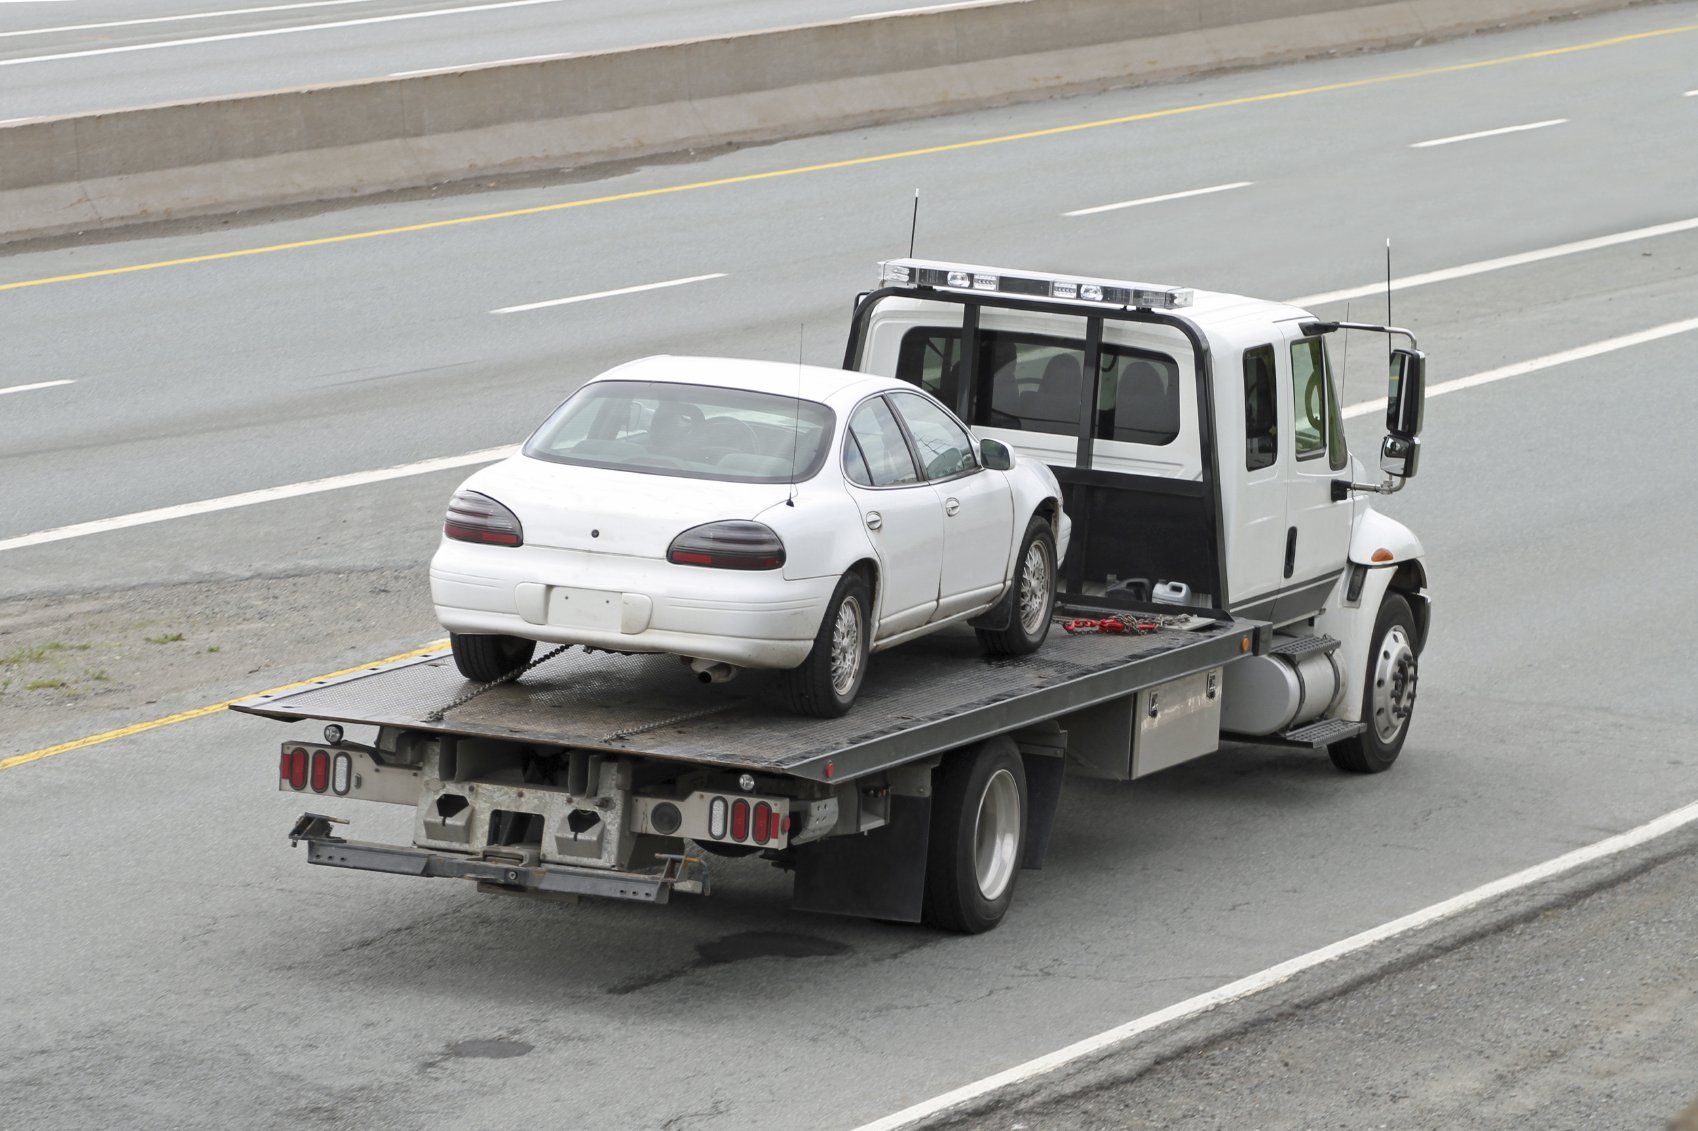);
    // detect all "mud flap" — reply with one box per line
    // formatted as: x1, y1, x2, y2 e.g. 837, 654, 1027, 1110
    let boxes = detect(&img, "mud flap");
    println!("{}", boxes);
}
1021, 750, 1066, 870
790, 795, 930, 922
